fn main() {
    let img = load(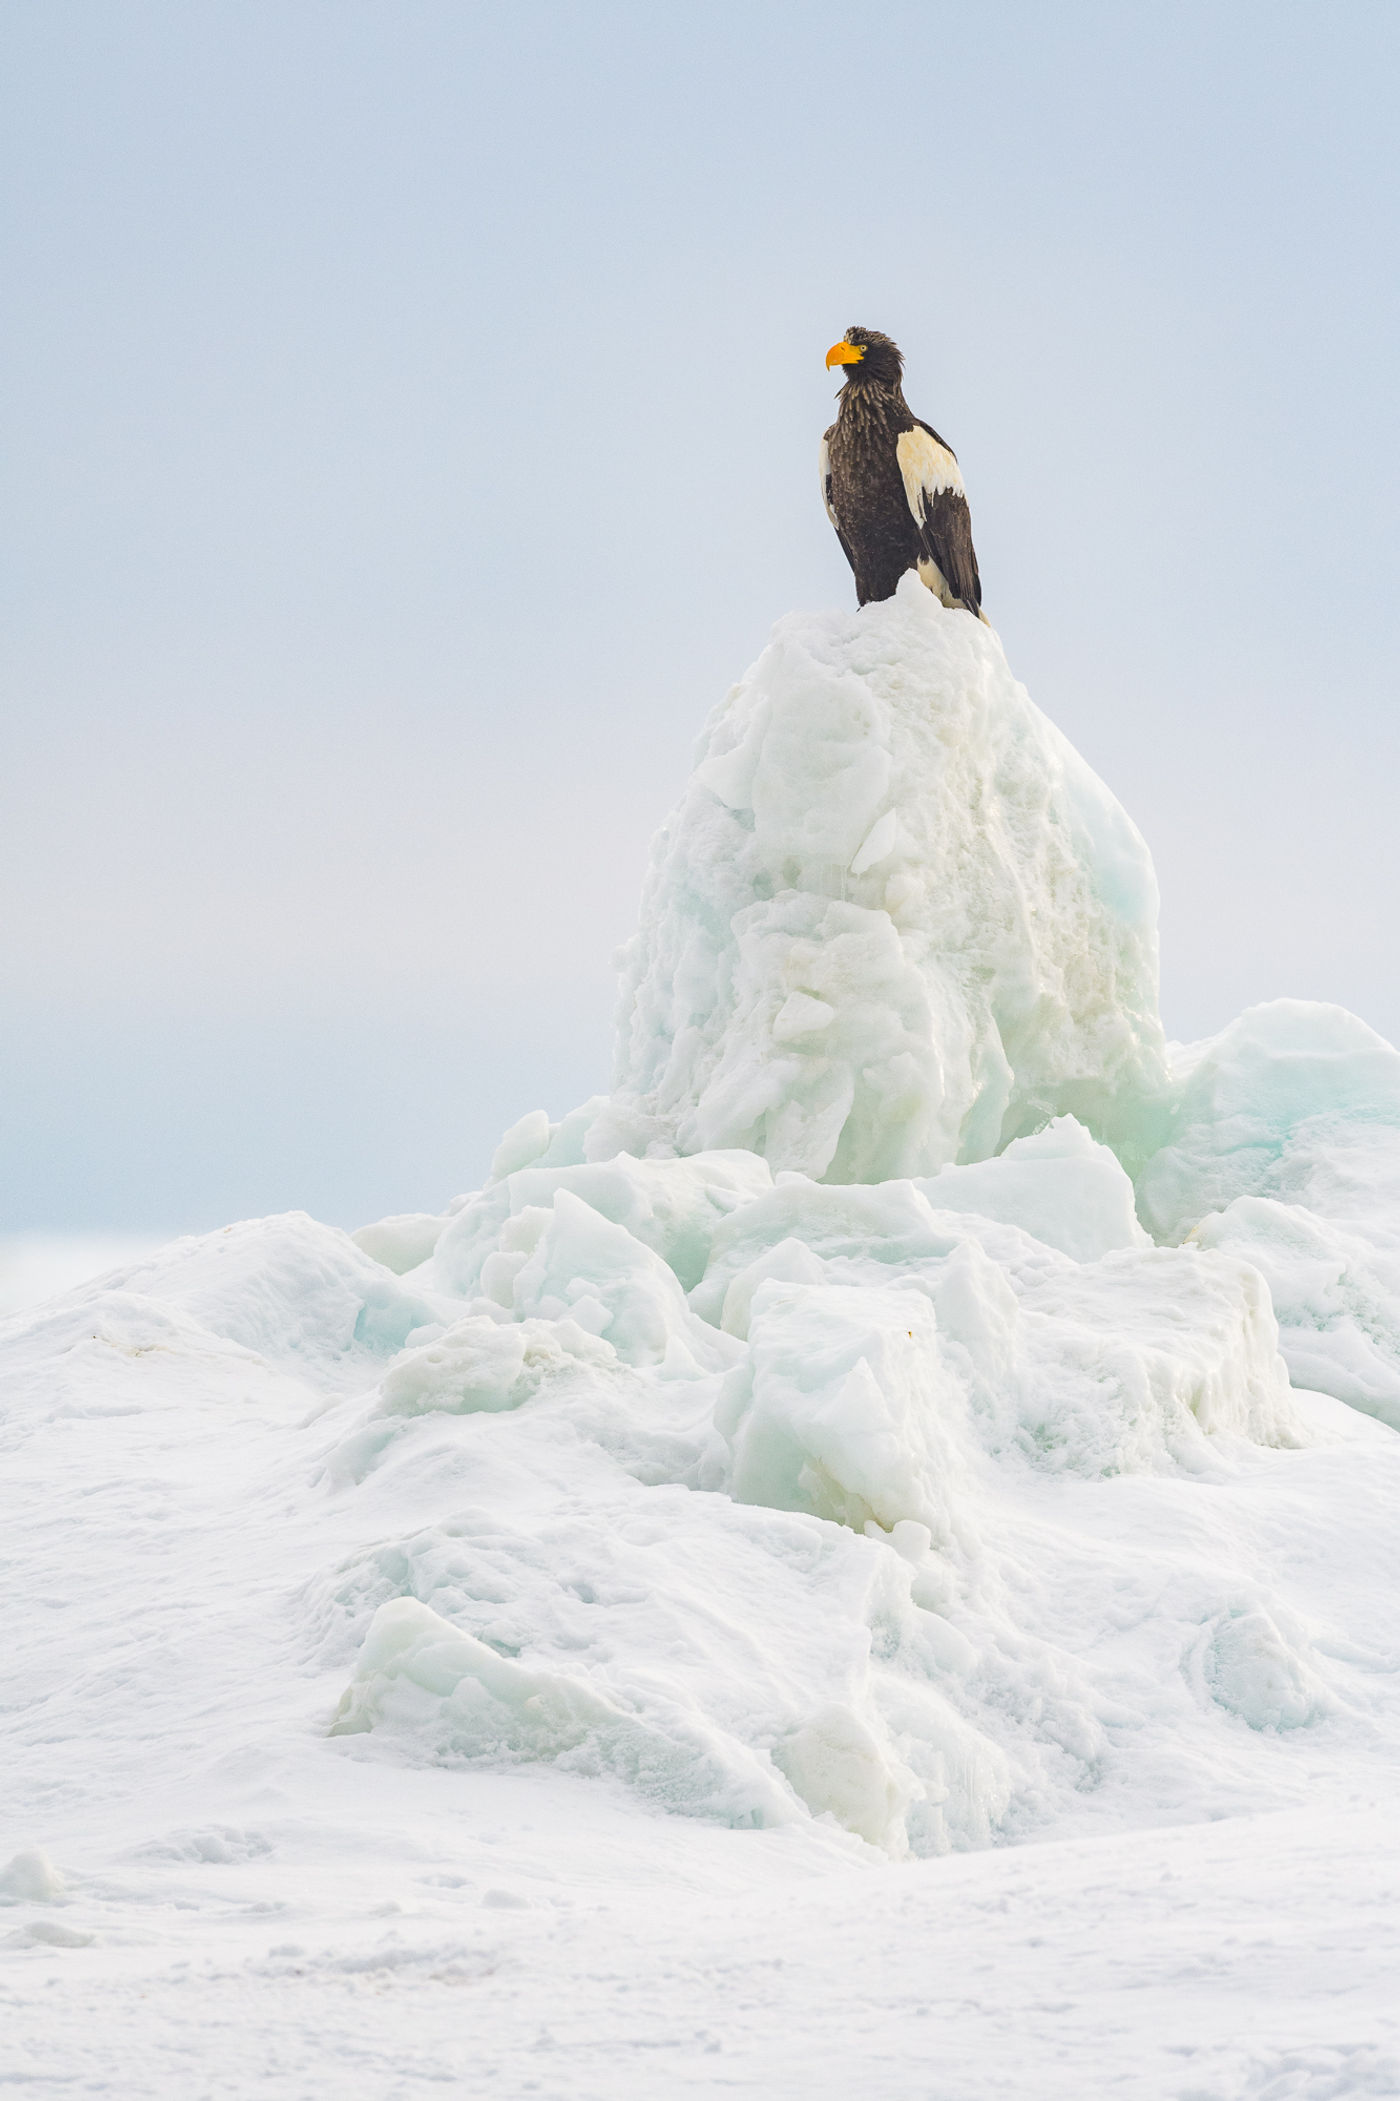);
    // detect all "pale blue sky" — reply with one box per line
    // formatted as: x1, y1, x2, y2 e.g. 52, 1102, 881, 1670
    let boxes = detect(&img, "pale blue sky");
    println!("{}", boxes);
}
3, 1, 1398, 1229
